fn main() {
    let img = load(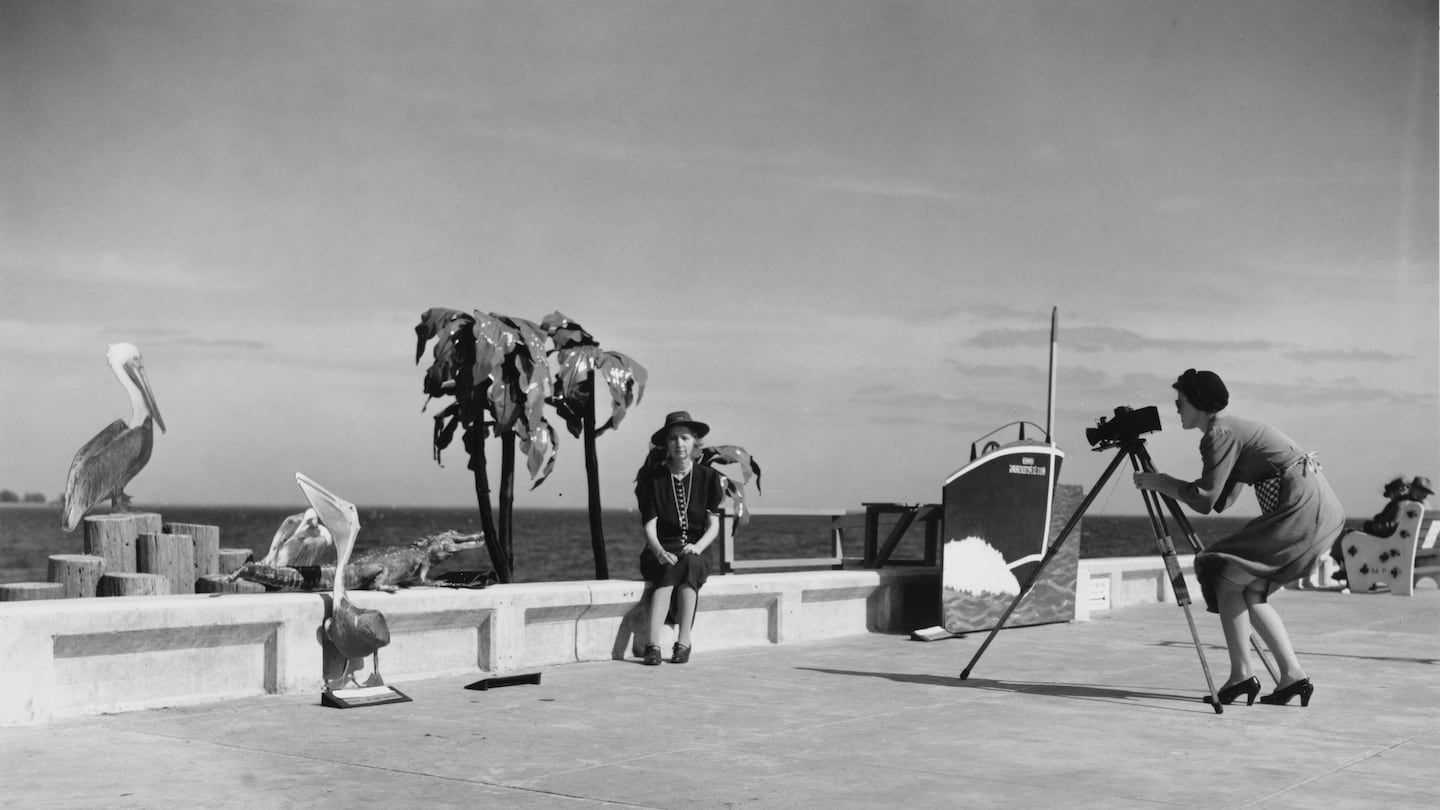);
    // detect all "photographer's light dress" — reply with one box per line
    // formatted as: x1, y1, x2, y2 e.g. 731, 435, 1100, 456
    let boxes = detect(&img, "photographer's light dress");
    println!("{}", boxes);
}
1183, 414, 1346, 612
